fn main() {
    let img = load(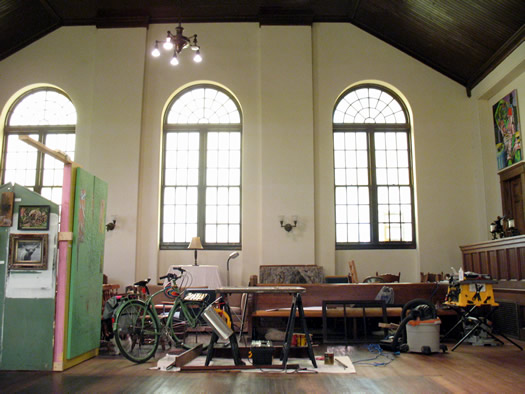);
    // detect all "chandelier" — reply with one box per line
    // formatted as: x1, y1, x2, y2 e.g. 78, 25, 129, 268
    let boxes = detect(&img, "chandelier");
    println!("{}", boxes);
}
151, 22, 202, 66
